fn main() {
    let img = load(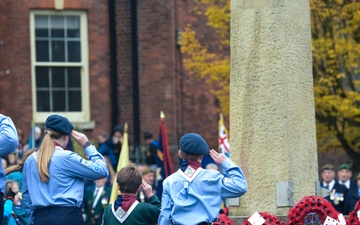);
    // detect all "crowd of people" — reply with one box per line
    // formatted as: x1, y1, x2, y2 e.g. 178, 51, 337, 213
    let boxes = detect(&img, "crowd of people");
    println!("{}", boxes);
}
320, 163, 360, 215
4, 112, 360, 225
0, 113, 247, 225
